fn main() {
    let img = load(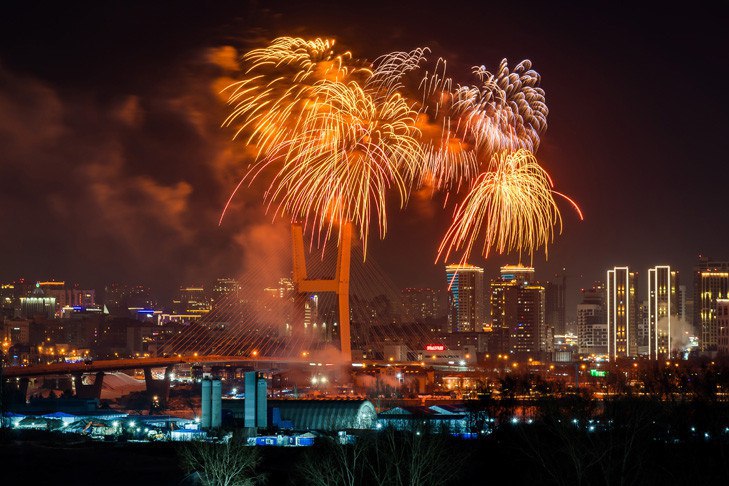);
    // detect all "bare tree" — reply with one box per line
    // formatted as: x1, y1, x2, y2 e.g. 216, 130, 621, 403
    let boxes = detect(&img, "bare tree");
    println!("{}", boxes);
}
178, 436, 264, 486
386, 428, 466, 486
299, 429, 466, 486
298, 435, 369, 486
